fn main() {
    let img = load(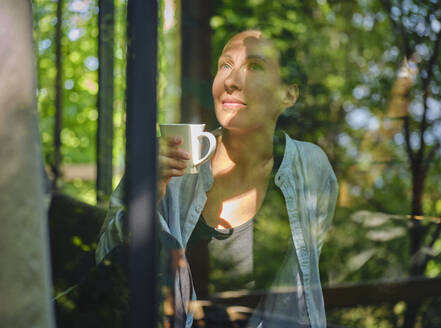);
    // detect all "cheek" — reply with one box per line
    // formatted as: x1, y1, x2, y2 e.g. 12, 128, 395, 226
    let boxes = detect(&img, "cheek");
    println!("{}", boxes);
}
247, 80, 276, 102
212, 78, 225, 122
212, 75, 223, 99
